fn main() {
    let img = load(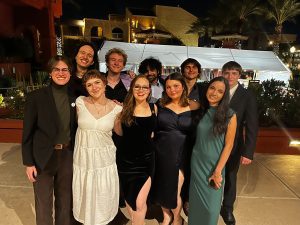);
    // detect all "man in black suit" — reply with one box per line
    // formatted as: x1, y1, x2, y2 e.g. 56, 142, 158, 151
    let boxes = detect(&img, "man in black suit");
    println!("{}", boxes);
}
22, 55, 78, 225
220, 61, 258, 225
